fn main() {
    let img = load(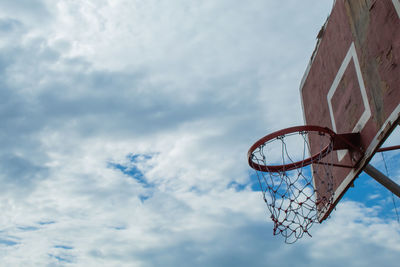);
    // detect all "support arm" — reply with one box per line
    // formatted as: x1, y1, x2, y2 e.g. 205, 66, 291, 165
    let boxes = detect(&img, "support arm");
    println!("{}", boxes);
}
364, 164, 400, 198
